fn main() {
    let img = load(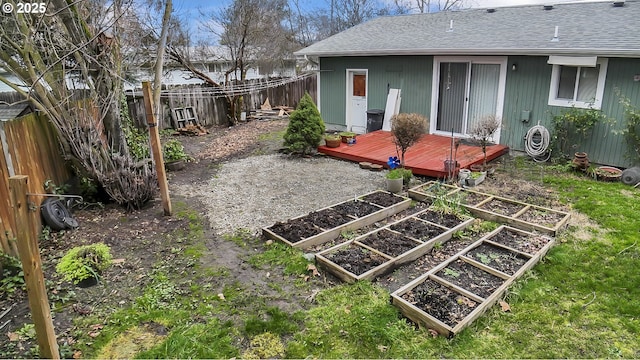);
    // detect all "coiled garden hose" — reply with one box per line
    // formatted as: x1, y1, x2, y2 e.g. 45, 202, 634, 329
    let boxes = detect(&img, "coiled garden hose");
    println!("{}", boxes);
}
525, 125, 551, 162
